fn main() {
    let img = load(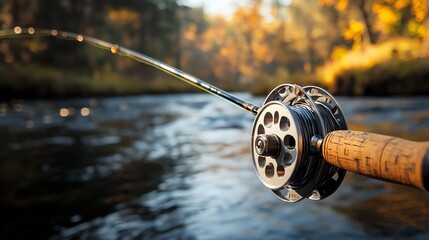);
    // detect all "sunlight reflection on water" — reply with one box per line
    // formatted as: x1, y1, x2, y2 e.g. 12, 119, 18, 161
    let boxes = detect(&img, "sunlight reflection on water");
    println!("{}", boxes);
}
0, 94, 428, 239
